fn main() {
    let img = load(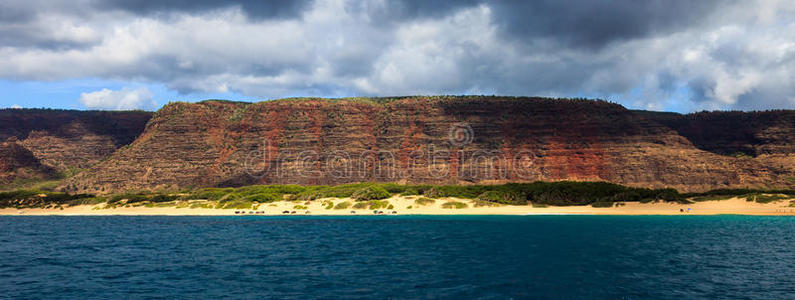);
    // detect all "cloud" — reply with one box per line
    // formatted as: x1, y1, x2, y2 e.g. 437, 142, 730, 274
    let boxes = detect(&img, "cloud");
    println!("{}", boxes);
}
0, 0, 793, 112
79, 87, 156, 110
10, 104, 22, 109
